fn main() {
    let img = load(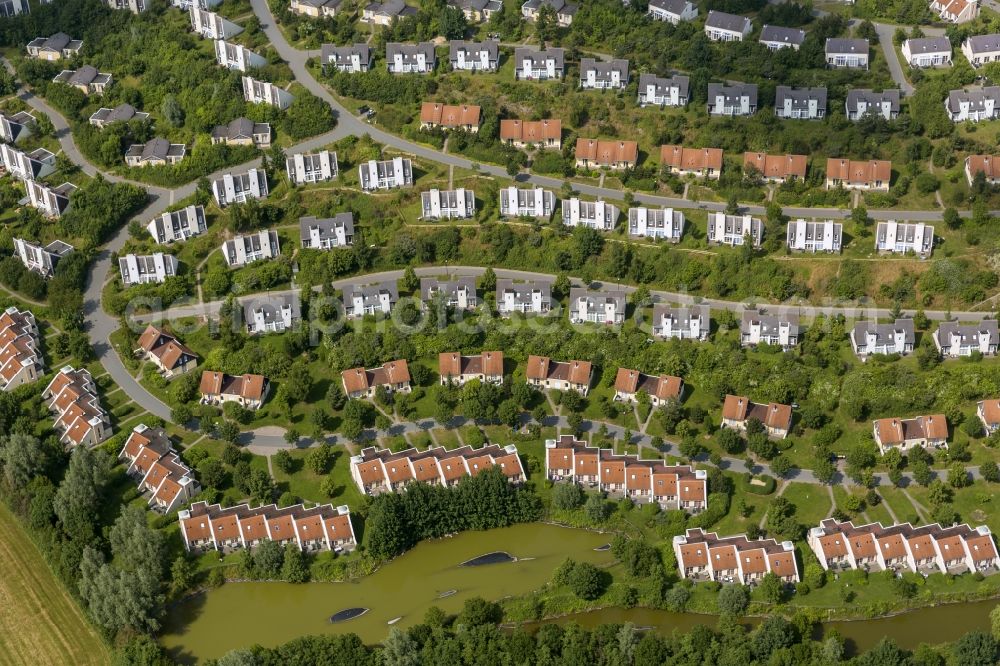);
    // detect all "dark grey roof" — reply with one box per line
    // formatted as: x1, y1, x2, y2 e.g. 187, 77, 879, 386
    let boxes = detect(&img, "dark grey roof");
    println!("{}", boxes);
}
964, 33, 1000, 54
846, 88, 900, 112
569, 287, 626, 311
775, 85, 827, 111
243, 293, 299, 326
513, 47, 565, 69
321, 43, 370, 64
760, 24, 805, 46
638, 73, 690, 98
852, 319, 915, 347
449, 39, 499, 61
496, 279, 552, 306
648, 0, 693, 14
299, 213, 354, 242
741, 310, 799, 336
652, 304, 709, 326
386, 42, 436, 62
825, 38, 869, 55
705, 10, 750, 33
947, 86, 1000, 113
579, 58, 629, 81
212, 116, 270, 141
347, 281, 399, 305
905, 36, 951, 54
707, 82, 757, 105
937, 320, 999, 346
420, 276, 477, 301
126, 138, 185, 161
